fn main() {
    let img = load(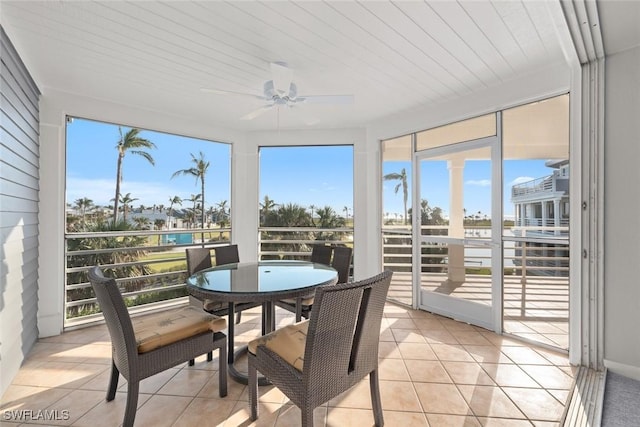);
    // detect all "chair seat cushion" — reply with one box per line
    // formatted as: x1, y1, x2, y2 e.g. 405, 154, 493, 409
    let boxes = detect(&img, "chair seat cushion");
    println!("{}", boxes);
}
132, 306, 226, 353
281, 296, 314, 306
248, 320, 308, 372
